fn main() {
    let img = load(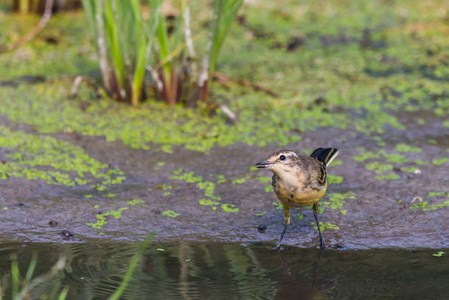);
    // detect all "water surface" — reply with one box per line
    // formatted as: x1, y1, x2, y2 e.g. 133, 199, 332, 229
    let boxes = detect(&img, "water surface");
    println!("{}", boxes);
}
1, 242, 448, 299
